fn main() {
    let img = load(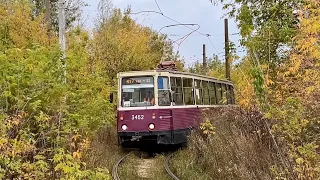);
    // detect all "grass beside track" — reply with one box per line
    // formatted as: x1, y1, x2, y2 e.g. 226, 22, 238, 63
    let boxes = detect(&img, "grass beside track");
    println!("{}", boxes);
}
169, 108, 282, 180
